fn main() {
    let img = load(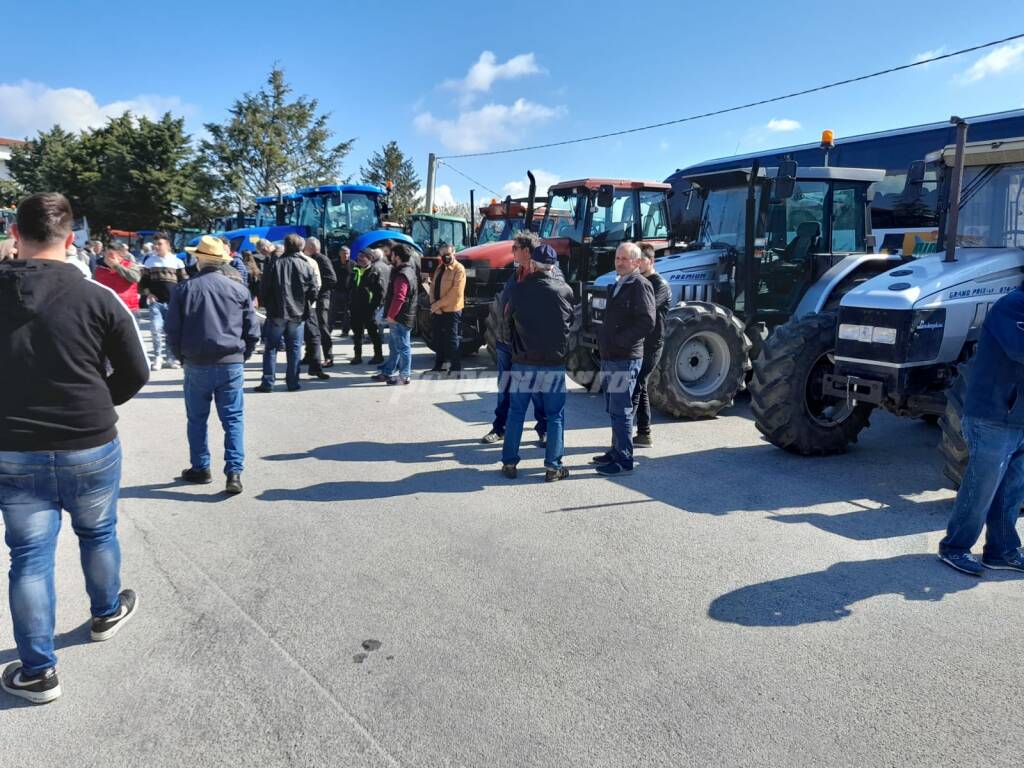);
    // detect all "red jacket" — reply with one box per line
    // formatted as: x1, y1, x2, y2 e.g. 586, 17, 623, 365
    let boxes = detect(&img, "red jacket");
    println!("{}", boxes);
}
94, 259, 141, 312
